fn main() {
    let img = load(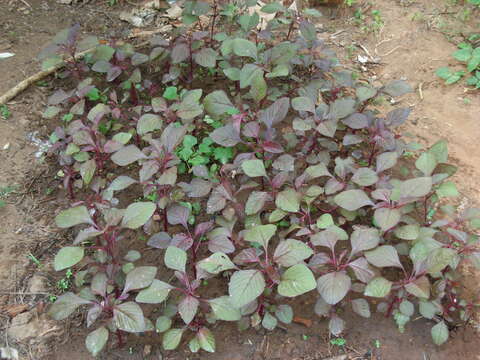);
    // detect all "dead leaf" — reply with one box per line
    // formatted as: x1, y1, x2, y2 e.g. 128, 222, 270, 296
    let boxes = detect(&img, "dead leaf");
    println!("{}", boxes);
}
293, 316, 312, 328
3, 304, 29, 318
